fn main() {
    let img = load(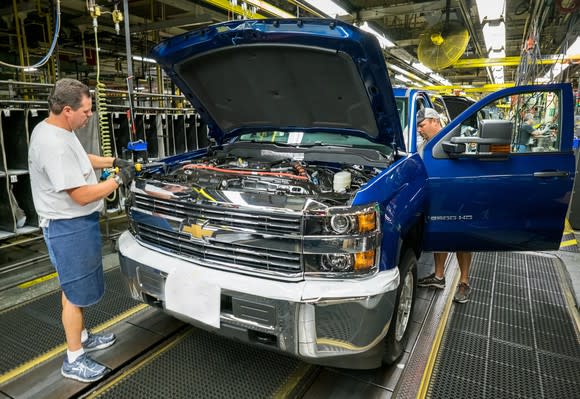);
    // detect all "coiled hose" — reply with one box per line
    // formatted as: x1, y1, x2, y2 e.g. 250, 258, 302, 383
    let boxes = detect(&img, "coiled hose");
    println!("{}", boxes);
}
94, 23, 116, 202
